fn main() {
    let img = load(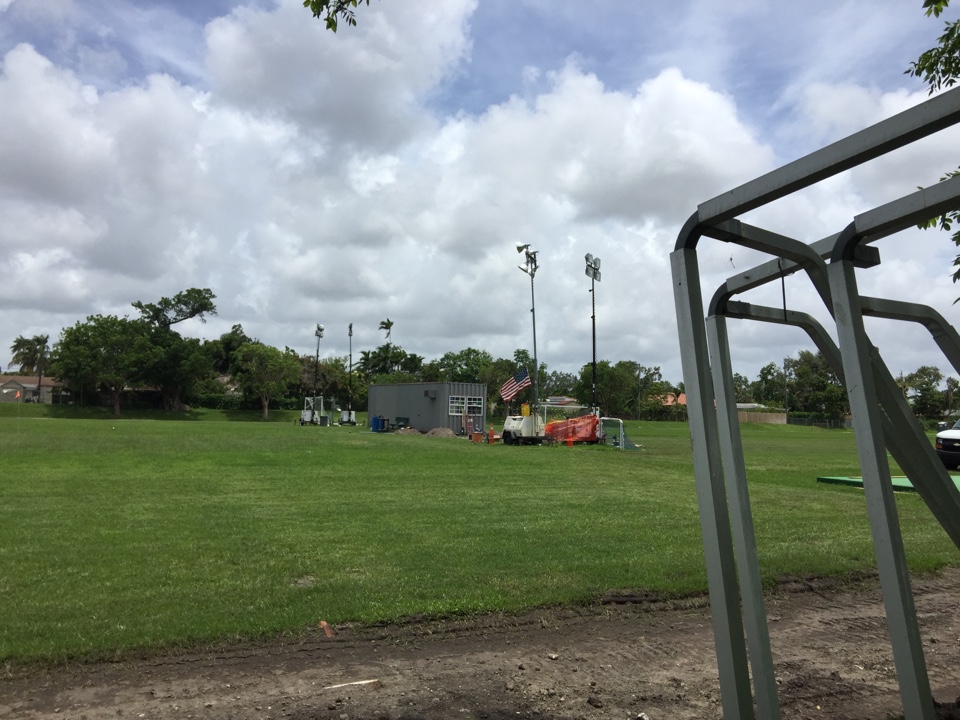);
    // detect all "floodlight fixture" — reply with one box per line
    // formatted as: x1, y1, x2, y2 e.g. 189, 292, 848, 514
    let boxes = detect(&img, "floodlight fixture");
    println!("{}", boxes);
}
517, 243, 530, 253
585, 253, 601, 282
315, 323, 325, 339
